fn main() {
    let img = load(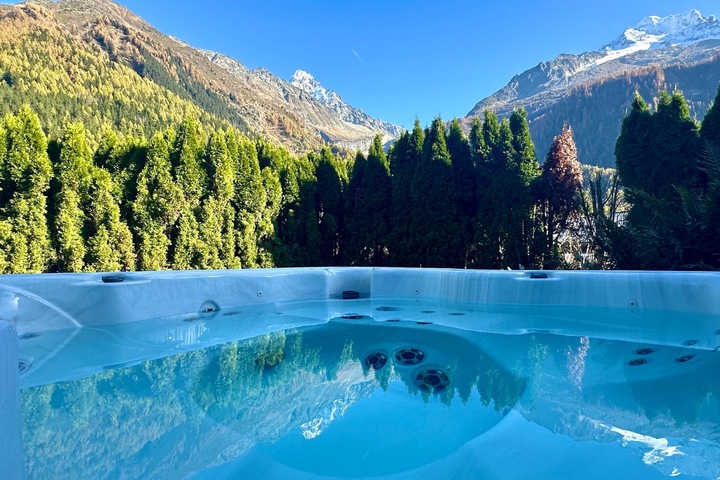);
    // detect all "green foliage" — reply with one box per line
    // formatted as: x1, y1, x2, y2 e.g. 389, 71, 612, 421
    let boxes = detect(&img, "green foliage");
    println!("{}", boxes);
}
313, 147, 344, 265
701, 84, 720, 147
388, 120, 423, 266
411, 118, 463, 268
0, 106, 53, 273
347, 135, 392, 266
133, 131, 183, 270
607, 88, 720, 269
